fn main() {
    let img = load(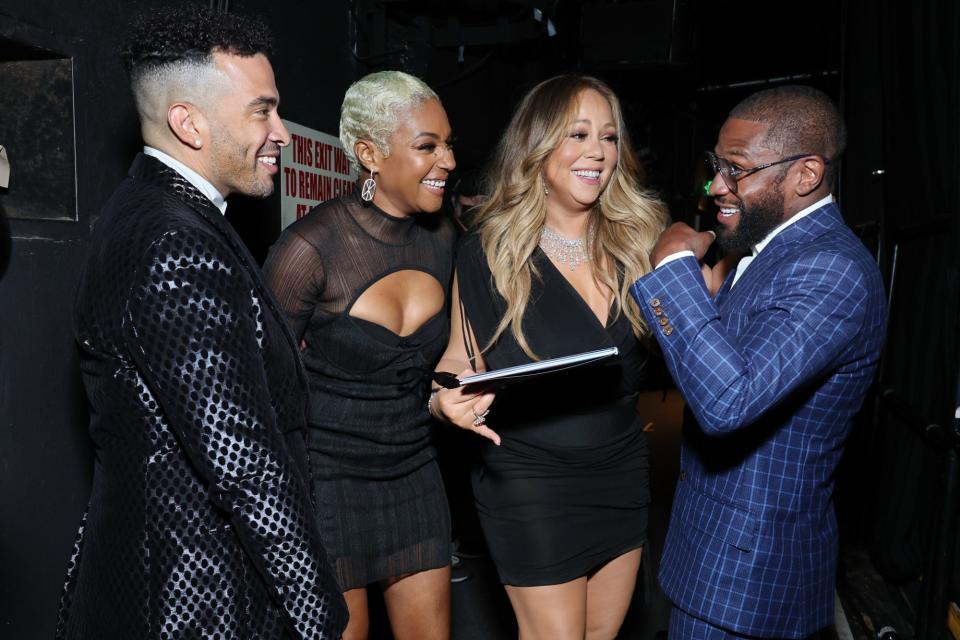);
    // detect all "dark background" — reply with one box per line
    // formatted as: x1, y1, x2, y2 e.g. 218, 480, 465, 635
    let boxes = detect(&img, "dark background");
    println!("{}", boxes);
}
1, 1, 958, 638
